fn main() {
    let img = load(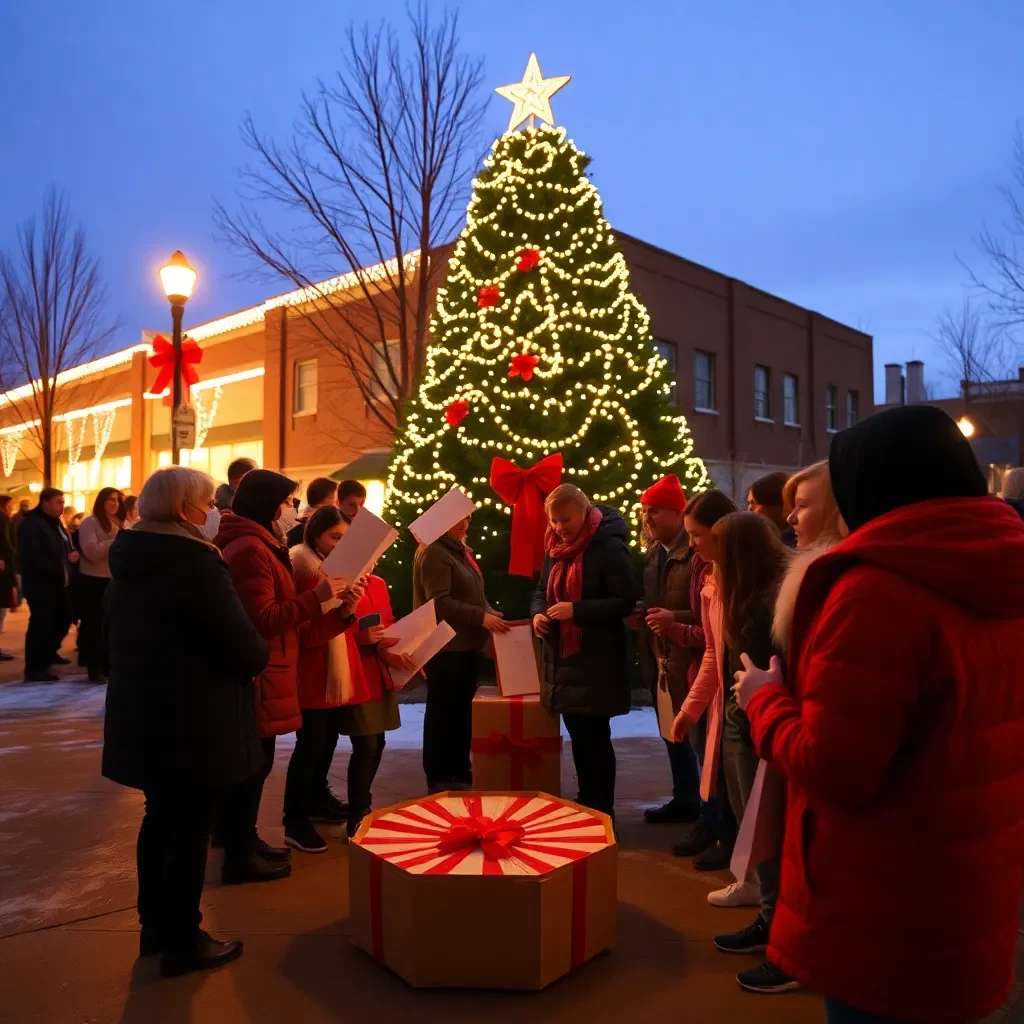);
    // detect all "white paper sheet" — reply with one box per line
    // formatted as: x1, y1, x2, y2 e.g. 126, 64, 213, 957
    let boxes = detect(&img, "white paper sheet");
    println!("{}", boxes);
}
408, 487, 477, 548
385, 600, 438, 656
493, 622, 541, 697
319, 508, 397, 581
655, 658, 675, 742
390, 621, 457, 690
